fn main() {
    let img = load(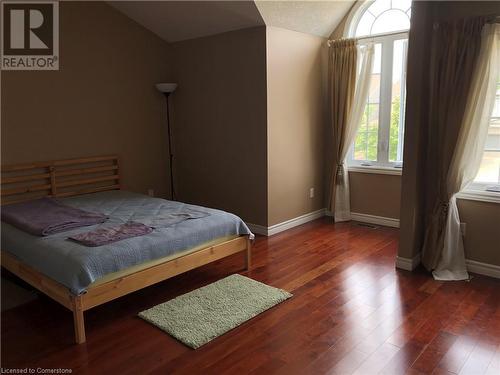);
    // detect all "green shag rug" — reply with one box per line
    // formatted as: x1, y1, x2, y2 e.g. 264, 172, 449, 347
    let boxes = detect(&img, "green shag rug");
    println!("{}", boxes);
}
138, 274, 292, 349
